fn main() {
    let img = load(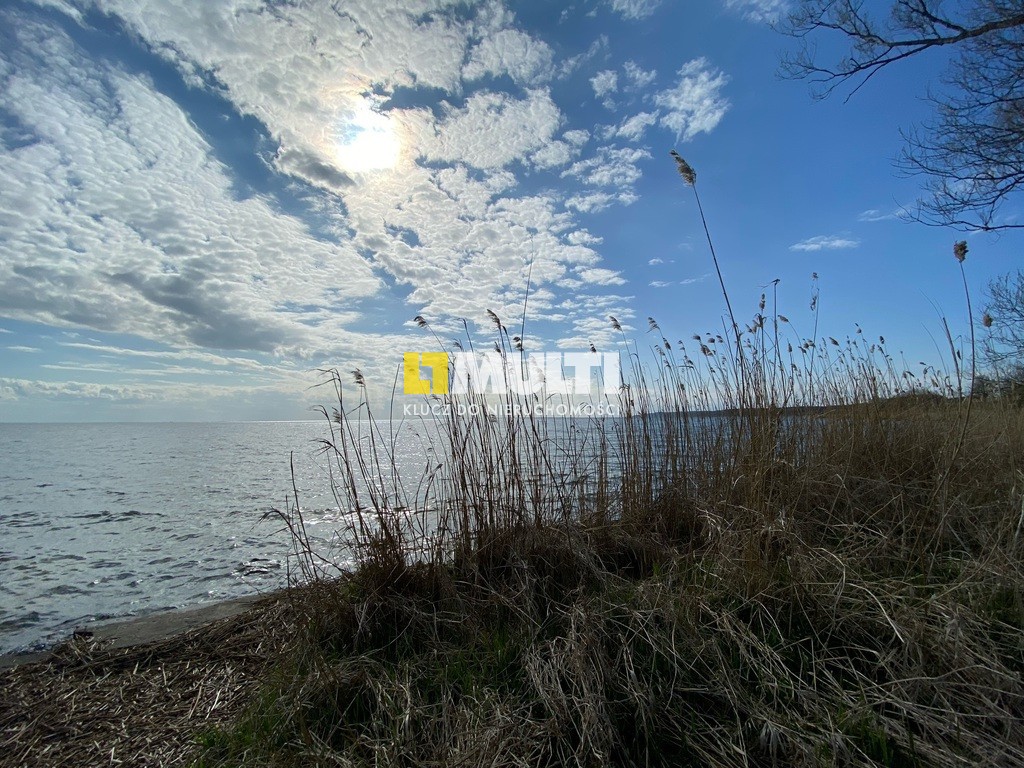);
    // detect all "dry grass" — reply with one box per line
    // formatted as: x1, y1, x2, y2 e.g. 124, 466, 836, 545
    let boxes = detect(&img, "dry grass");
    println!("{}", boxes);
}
9, 158, 1024, 766
190, 321, 1024, 766
0, 595, 297, 768
186, 166, 1024, 766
